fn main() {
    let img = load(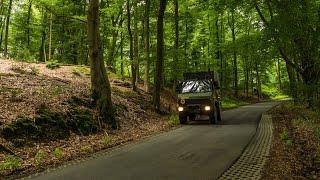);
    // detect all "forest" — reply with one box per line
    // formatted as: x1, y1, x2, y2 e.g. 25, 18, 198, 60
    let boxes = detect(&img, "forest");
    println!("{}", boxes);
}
0, 0, 318, 113
0, 0, 320, 178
